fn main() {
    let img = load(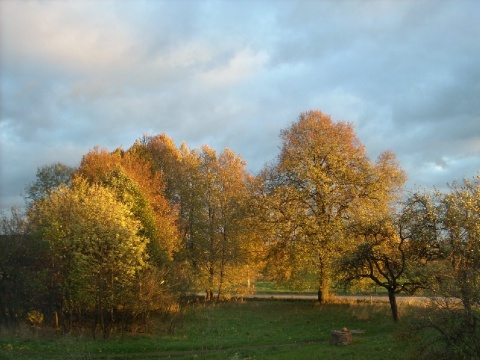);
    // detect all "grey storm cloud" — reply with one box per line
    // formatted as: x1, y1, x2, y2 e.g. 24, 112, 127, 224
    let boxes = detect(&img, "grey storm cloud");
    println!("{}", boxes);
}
1, 0, 479, 211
